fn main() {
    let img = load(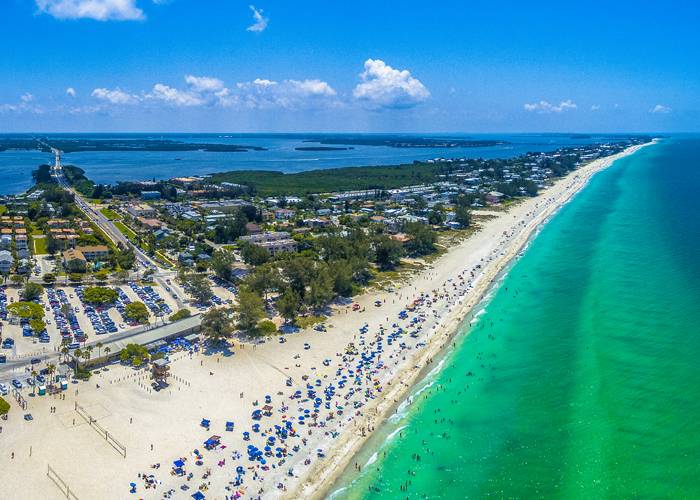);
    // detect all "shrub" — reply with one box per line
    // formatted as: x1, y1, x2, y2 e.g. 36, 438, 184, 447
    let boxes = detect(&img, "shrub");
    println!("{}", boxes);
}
0, 396, 10, 415
257, 320, 278, 336
170, 309, 191, 322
